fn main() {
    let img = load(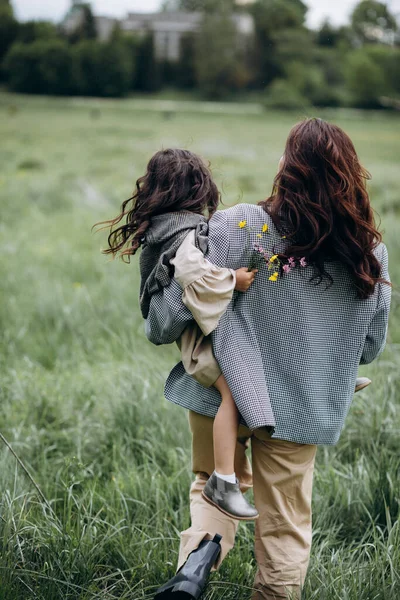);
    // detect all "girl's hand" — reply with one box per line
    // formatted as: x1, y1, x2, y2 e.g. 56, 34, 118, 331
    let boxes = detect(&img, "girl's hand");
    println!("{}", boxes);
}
235, 267, 258, 292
